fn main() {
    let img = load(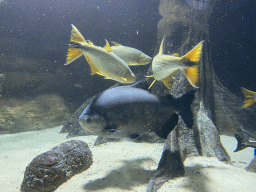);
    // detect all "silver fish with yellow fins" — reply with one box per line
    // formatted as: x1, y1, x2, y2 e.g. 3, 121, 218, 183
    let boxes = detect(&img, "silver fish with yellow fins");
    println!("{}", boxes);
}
65, 24, 136, 84
110, 41, 152, 66
148, 37, 204, 89
241, 87, 256, 108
